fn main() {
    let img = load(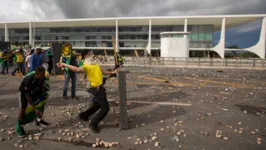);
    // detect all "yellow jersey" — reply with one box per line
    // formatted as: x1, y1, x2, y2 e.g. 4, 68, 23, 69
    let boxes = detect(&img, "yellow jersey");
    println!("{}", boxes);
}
82, 64, 103, 87
16, 53, 23, 63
